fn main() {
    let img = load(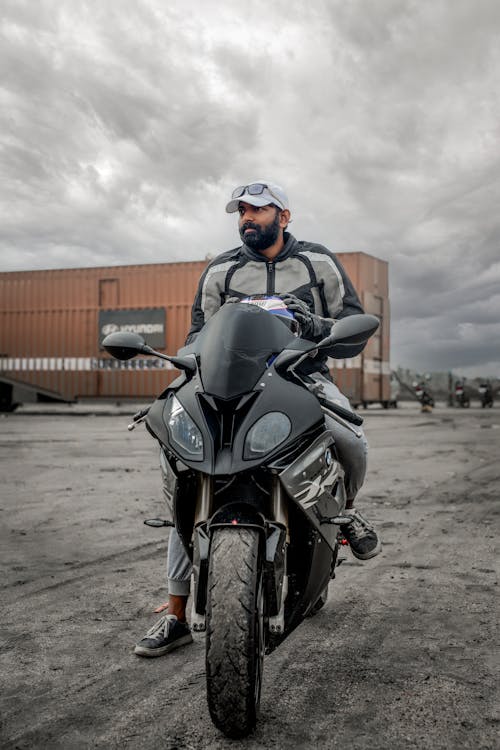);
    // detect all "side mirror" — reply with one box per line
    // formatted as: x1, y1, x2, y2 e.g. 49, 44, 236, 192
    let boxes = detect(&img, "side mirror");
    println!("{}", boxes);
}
318, 314, 380, 348
102, 331, 197, 372
102, 331, 147, 360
